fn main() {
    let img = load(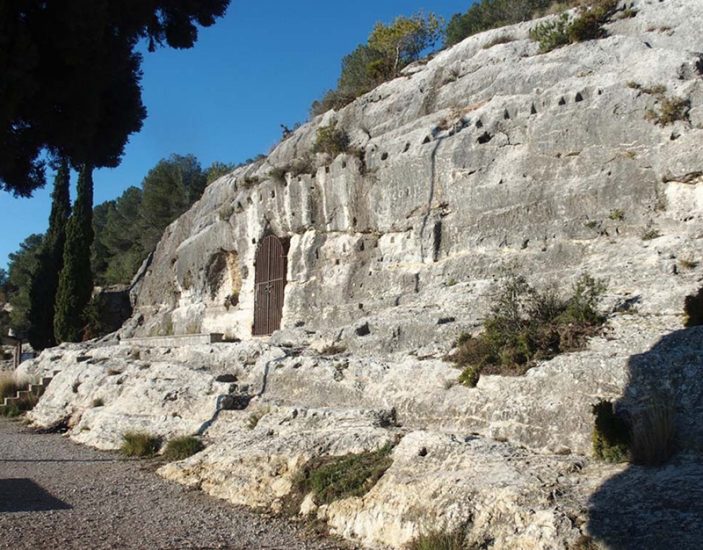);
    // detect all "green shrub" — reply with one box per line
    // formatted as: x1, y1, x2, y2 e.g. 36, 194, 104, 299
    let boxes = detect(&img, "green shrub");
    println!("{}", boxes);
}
313, 125, 350, 157
530, 13, 570, 52
294, 443, 394, 505
408, 529, 467, 550
530, 0, 618, 53
458, 365, 480, 388
163, 436, 204, 461
592, 400, 630, 463
449, 272, 606, 382
120, 431, 161, 458
630, 401, 676, 466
